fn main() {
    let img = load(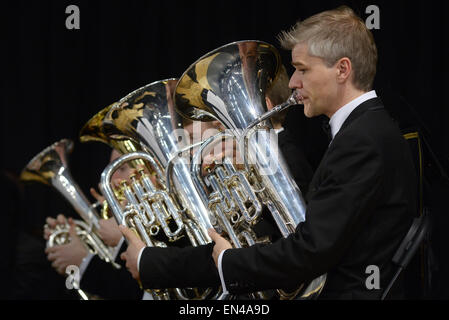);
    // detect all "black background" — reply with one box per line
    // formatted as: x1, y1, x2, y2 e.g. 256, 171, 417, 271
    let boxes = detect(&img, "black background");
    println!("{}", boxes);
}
2, 0, 448, 300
